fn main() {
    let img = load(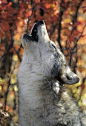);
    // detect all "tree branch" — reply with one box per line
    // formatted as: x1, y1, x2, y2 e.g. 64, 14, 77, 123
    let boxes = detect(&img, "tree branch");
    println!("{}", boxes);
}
69, 0, 84, 68
57, 0, 70, 52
